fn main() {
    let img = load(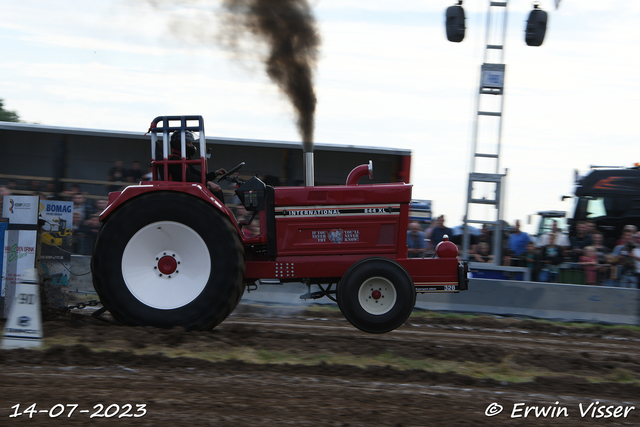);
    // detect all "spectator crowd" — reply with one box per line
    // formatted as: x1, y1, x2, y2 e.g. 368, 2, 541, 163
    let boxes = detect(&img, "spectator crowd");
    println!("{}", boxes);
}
407, 217, 640, 288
